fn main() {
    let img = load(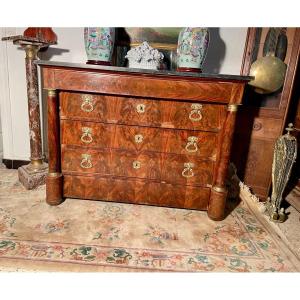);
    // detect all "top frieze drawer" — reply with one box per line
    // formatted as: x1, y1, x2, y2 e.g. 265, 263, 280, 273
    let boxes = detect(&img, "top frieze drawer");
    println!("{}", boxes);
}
60, 92, 227, 132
